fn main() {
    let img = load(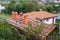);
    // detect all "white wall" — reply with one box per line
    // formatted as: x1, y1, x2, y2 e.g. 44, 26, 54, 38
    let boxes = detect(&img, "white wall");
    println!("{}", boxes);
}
42, 18, 56, 24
